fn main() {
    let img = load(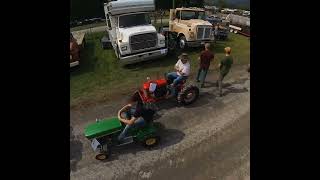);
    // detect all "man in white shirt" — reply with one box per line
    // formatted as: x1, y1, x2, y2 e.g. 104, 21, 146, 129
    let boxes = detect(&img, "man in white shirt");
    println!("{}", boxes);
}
166, 53, 190, 88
